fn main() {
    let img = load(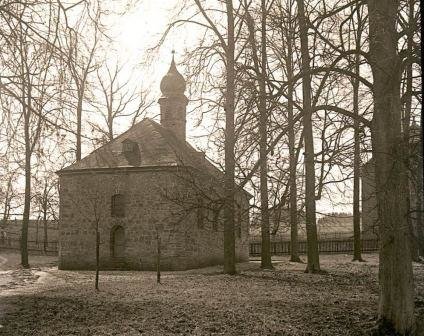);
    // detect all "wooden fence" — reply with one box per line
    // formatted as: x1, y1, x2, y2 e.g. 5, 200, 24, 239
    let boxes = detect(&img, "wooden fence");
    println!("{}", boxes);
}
1, 238, 379, 257
249, 239, 378, 256
0, 238, 58, 255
